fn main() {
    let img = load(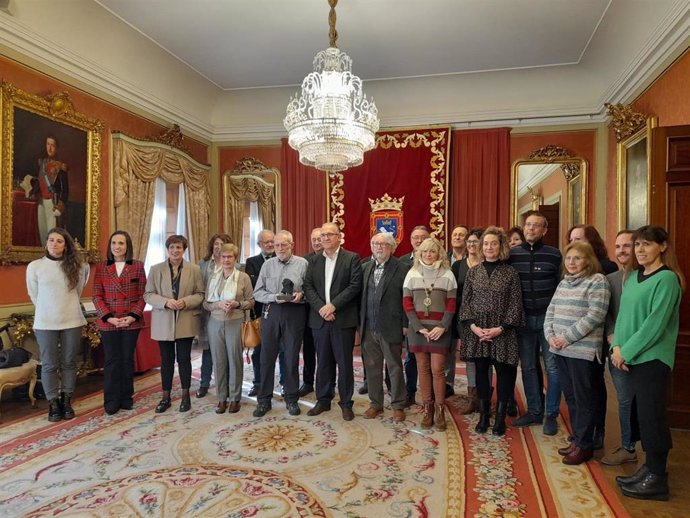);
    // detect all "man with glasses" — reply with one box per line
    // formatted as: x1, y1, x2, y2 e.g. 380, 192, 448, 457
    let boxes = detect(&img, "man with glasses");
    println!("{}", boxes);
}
509, 211, 563, 435
359, 231, 409, 421
253, 230, 309, 417
304, 222, 362, 421
400, 225, 430, 407
245, 230, 280, 397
